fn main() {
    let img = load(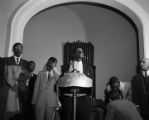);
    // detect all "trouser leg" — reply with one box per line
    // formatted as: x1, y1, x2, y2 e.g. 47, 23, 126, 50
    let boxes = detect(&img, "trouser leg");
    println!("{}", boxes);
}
35, 107, 45, 120
45, 107, 55, 120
